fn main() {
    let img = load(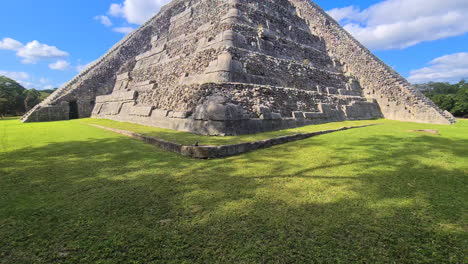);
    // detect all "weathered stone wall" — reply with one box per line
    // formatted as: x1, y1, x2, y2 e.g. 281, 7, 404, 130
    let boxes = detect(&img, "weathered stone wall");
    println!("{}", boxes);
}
91, 0, 384, 135
21, 0, 190, 122
289, 0, 456, 125
23, 0, 454, 135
